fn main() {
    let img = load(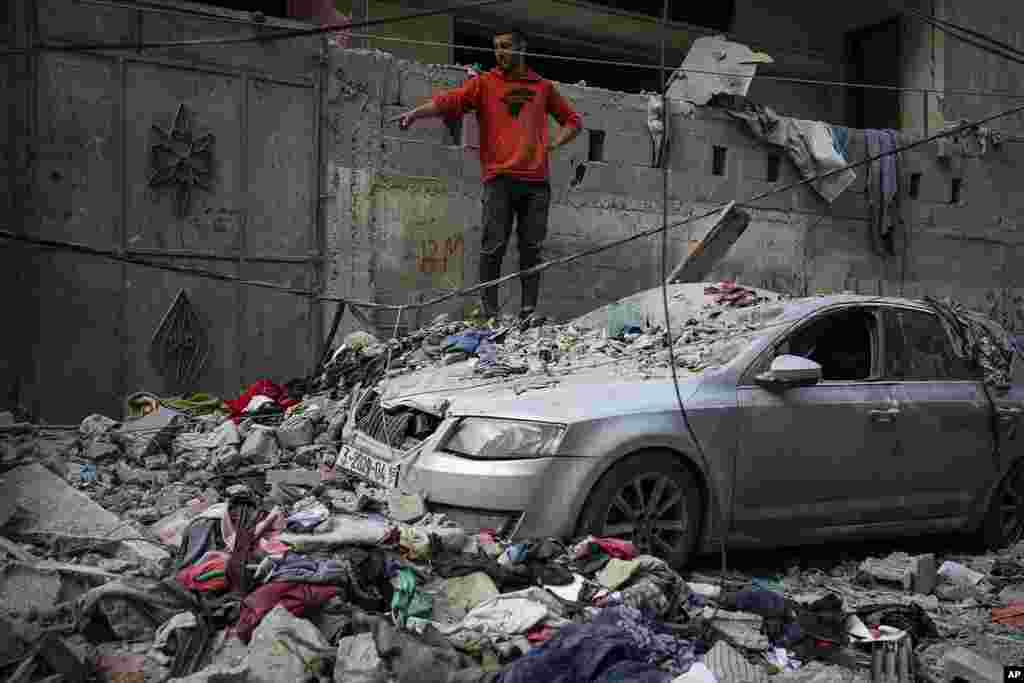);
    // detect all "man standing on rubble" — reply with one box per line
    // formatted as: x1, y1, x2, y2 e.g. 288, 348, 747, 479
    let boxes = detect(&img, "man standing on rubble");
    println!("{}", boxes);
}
391, 30, 582, 323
